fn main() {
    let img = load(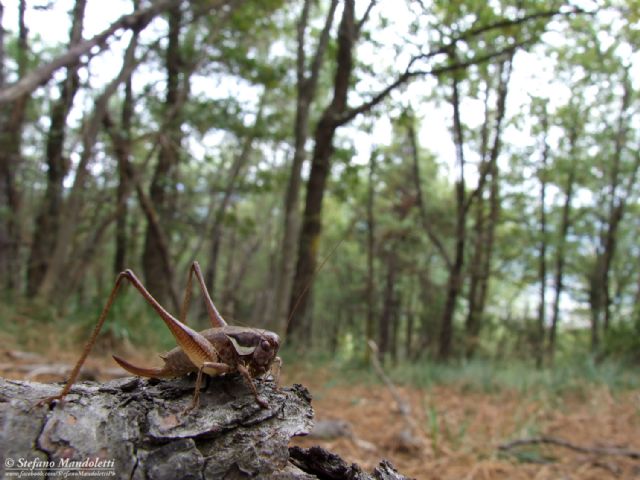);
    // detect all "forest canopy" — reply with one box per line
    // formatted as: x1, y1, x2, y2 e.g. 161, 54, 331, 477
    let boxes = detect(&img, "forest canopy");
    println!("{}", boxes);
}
0, 0, 638, 365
